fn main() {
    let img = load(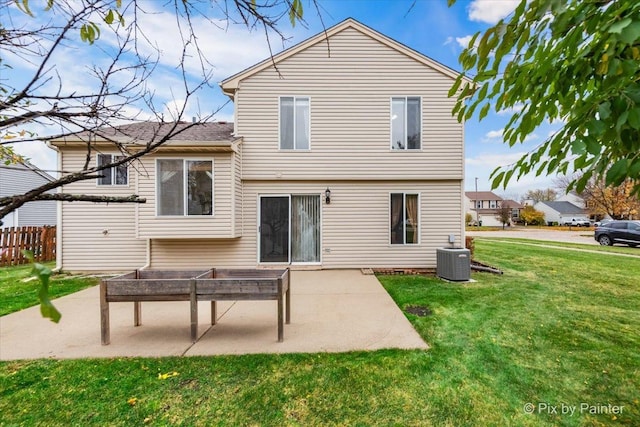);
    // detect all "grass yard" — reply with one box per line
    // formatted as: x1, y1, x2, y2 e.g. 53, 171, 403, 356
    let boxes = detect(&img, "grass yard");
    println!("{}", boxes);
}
0, 263, 99, 316
481, 237, 640, 256
0, 241, 638, 426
